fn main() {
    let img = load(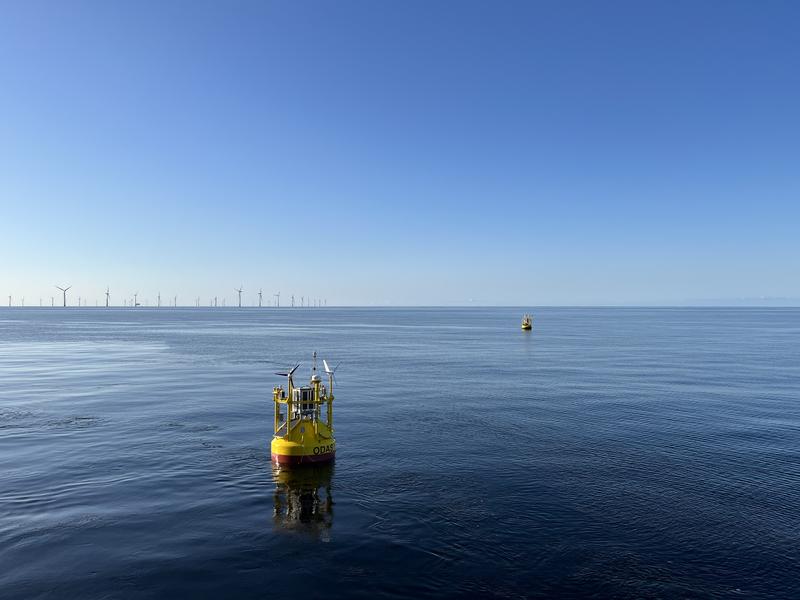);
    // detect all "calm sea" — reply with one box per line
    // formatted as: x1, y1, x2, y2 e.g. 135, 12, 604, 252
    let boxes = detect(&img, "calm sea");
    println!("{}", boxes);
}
1, 307, 799, 598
